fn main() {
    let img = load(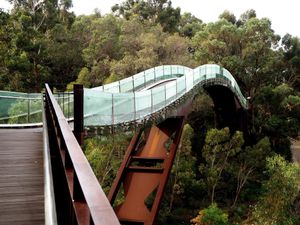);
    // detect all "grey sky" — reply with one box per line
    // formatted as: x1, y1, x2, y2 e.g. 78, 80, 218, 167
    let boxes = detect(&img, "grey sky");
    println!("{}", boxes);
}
1, 0, 299, 37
